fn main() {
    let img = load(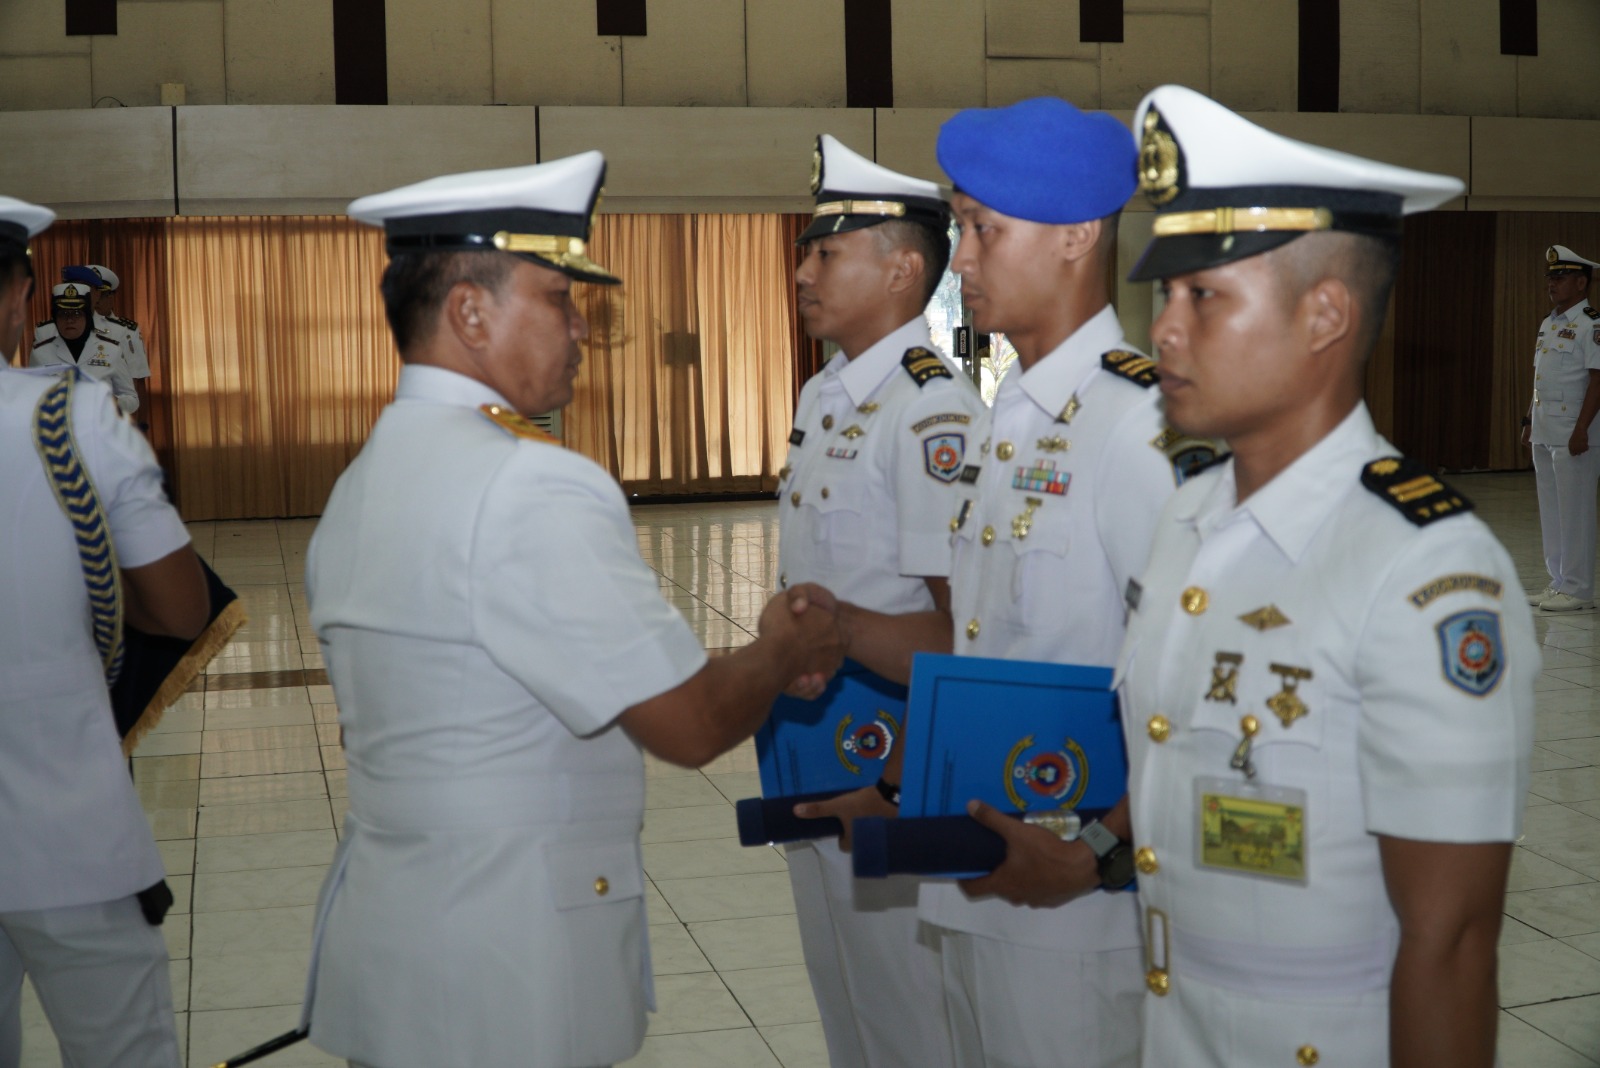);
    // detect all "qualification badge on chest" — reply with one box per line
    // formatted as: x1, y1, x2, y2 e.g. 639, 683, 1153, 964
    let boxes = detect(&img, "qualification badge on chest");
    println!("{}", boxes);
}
1438, 609, 1504, 696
